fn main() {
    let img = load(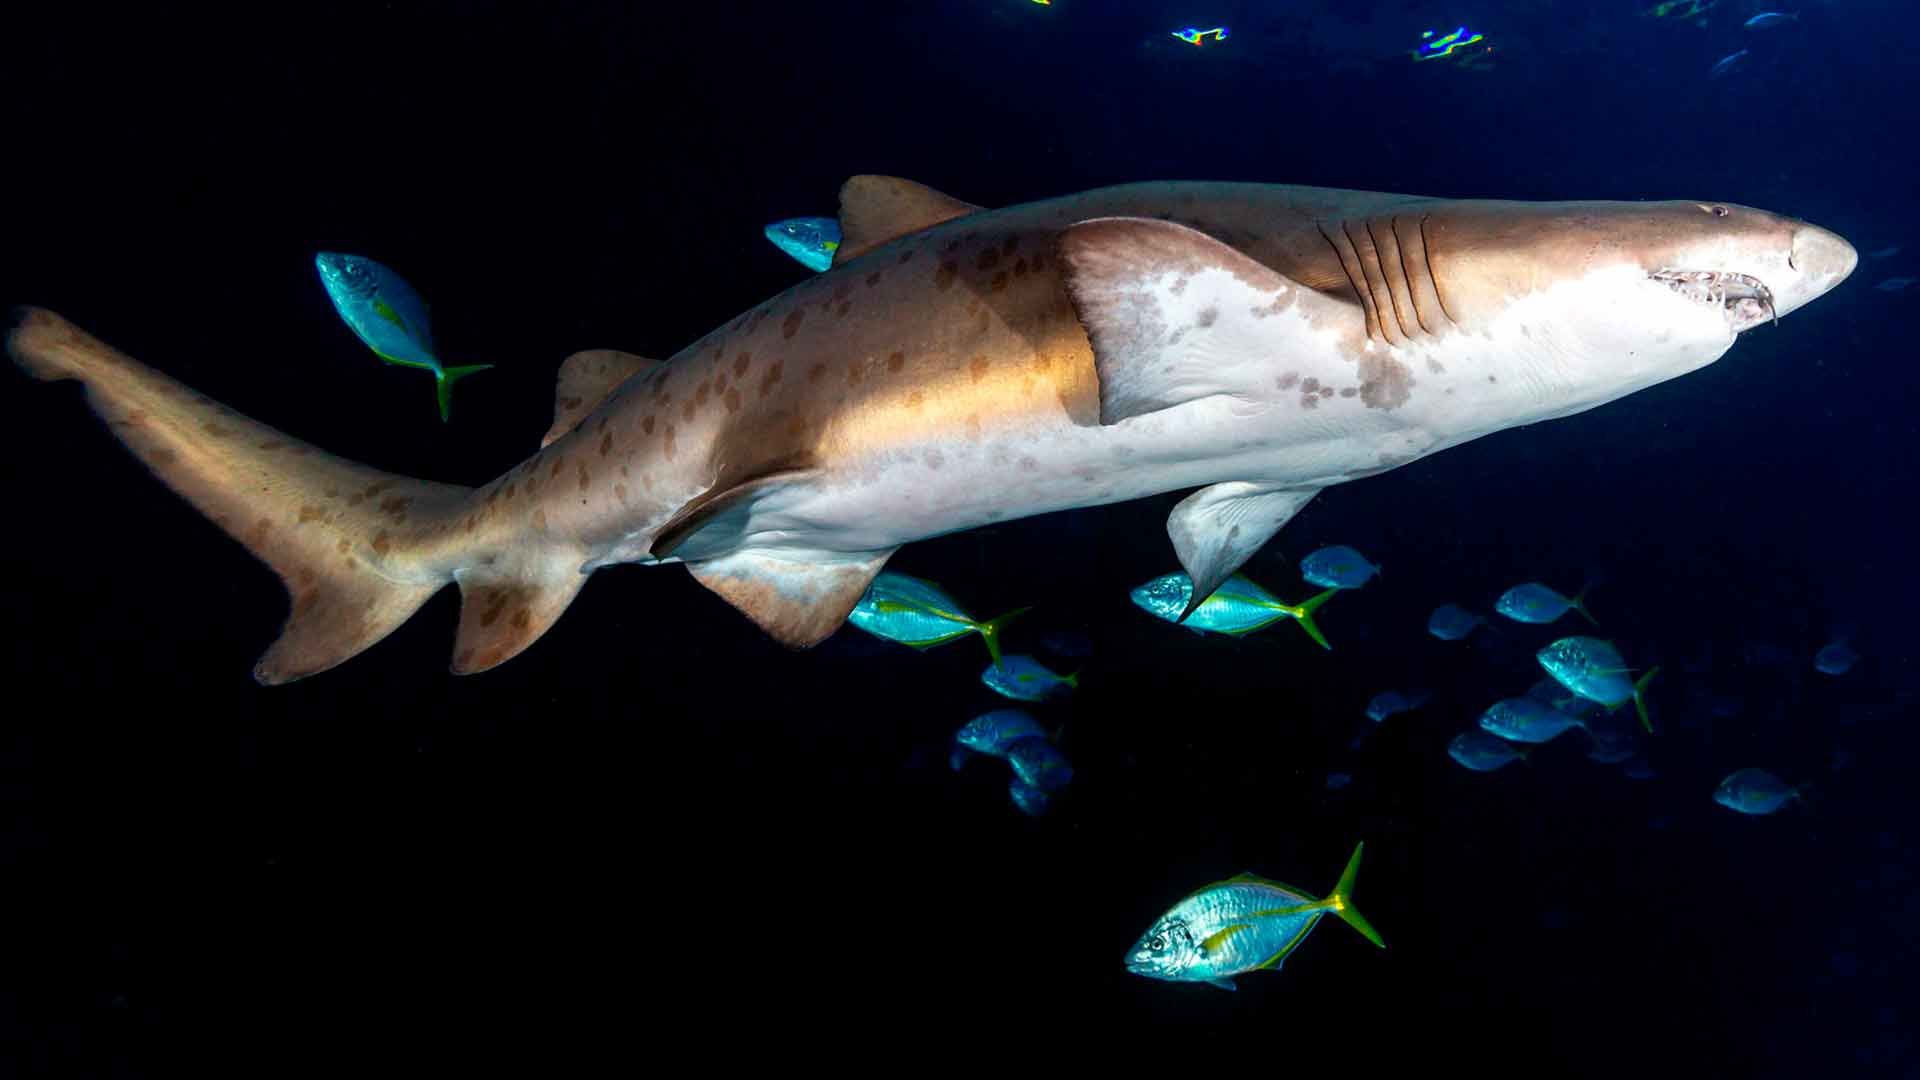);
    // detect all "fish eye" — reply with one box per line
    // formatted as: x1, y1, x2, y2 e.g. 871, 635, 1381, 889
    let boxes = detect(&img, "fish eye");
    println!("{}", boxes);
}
1150, 936, 1166, 951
